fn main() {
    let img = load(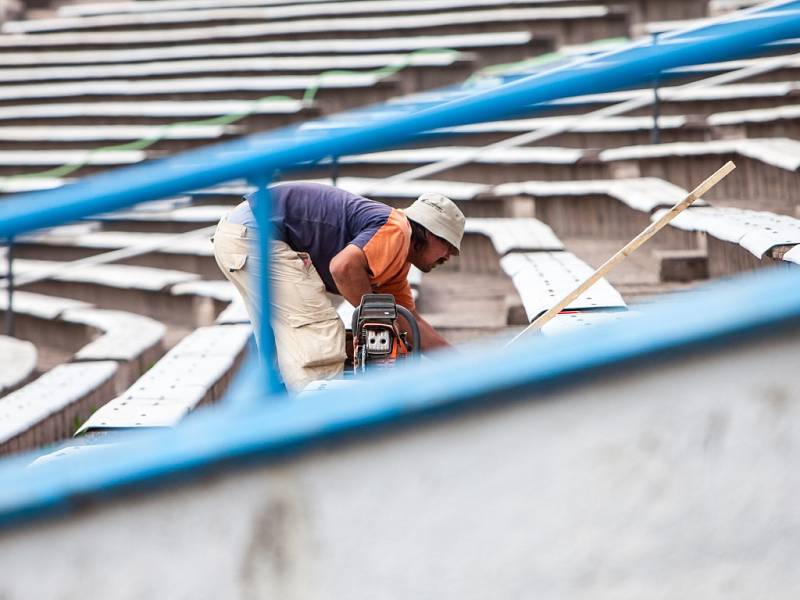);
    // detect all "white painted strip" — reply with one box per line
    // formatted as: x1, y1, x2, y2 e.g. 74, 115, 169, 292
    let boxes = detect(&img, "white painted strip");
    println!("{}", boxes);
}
600, 138, 800, 172
0, 100, 305, 121
341, 146, 584, 165
0, 336, 36, 395
64, 308, 166, 362
0, 7, 612, 47
500, 251, 626, 321
465, 218, 564, 254
0, 74, 383, 102
656, 206, 800, 258
0, 125, 230, 141
0, 53, 463, 84
0, 362, 117, 443
5, 4, 611, 35
0, 32, 533, 66
540, 310, 638, 336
